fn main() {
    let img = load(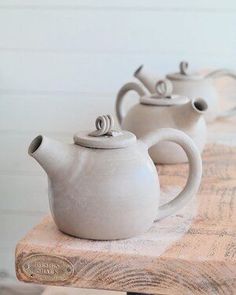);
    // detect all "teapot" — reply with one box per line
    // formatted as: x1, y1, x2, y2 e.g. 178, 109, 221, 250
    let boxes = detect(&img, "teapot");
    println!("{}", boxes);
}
28, 115, 202, 240
128, 61, 236, 122
116, 79, 208, 164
